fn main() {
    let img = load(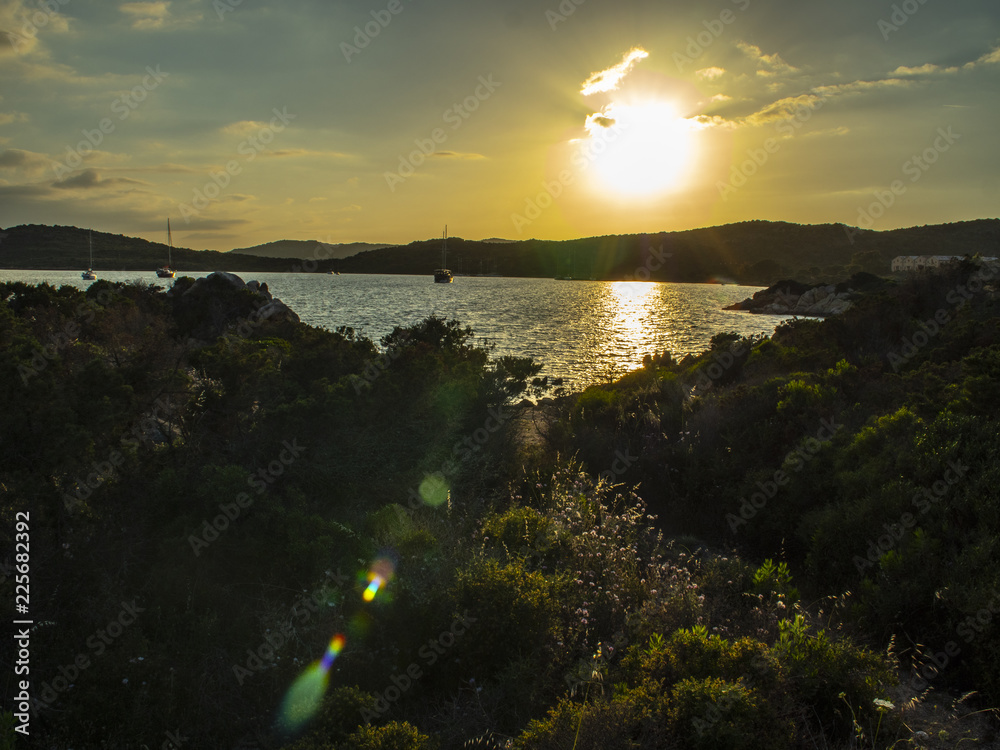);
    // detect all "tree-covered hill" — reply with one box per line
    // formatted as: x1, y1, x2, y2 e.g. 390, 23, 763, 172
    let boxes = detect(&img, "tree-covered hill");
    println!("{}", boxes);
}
3, 219, 999, 284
